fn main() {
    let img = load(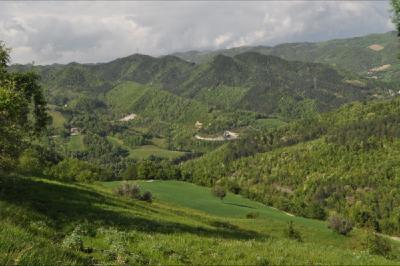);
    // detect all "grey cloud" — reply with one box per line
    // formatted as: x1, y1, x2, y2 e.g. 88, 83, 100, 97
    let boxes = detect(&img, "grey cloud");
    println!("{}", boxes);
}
0, 1, 394, 64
